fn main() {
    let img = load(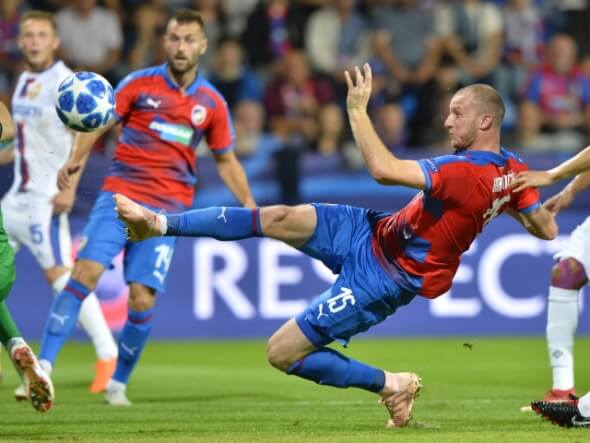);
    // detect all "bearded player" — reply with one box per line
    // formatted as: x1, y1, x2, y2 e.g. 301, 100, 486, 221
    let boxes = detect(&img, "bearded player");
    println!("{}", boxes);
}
38, 9, 256, 406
